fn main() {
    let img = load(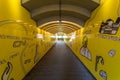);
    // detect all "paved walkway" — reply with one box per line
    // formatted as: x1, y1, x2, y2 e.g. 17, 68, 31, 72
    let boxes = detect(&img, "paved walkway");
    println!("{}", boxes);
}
23, 41, 96, 80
